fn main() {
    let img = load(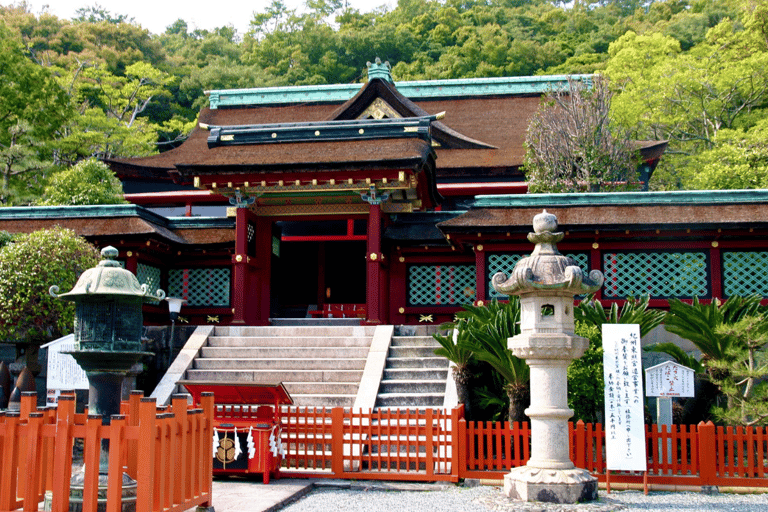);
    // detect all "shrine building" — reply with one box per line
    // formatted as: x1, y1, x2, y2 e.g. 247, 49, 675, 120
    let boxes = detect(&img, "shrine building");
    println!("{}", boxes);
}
4, 61, 768, 328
